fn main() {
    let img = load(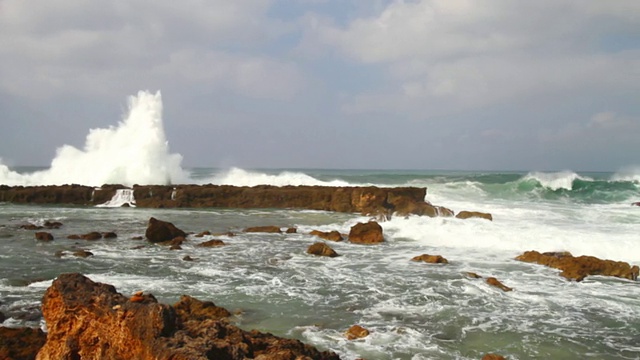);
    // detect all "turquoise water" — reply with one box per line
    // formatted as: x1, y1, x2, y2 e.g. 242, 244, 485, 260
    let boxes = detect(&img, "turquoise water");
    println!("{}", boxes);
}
1, 167, 640, 359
